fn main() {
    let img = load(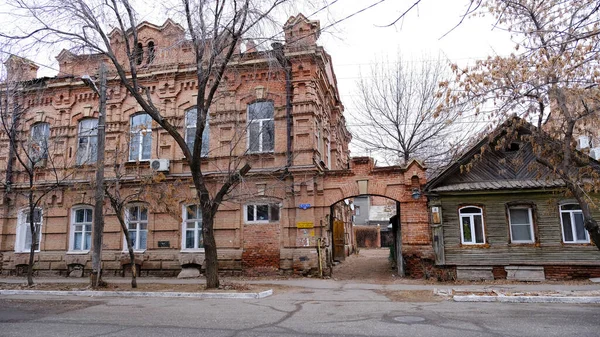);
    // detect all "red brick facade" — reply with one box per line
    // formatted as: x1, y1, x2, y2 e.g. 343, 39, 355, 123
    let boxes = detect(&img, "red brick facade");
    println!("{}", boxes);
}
0, 14, 432, 278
